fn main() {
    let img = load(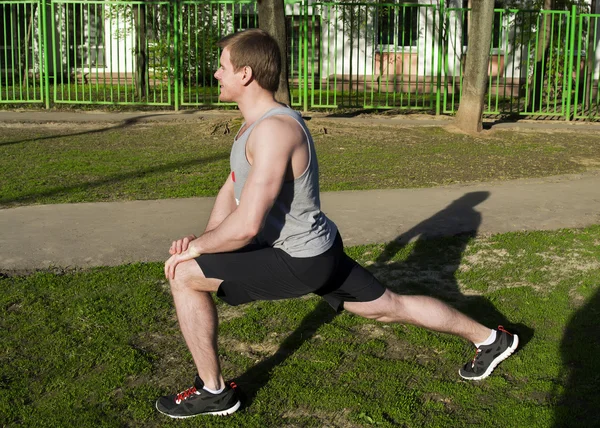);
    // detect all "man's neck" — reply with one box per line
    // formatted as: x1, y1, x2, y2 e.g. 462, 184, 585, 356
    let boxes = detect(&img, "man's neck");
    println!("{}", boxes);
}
236, 89, 282, 126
